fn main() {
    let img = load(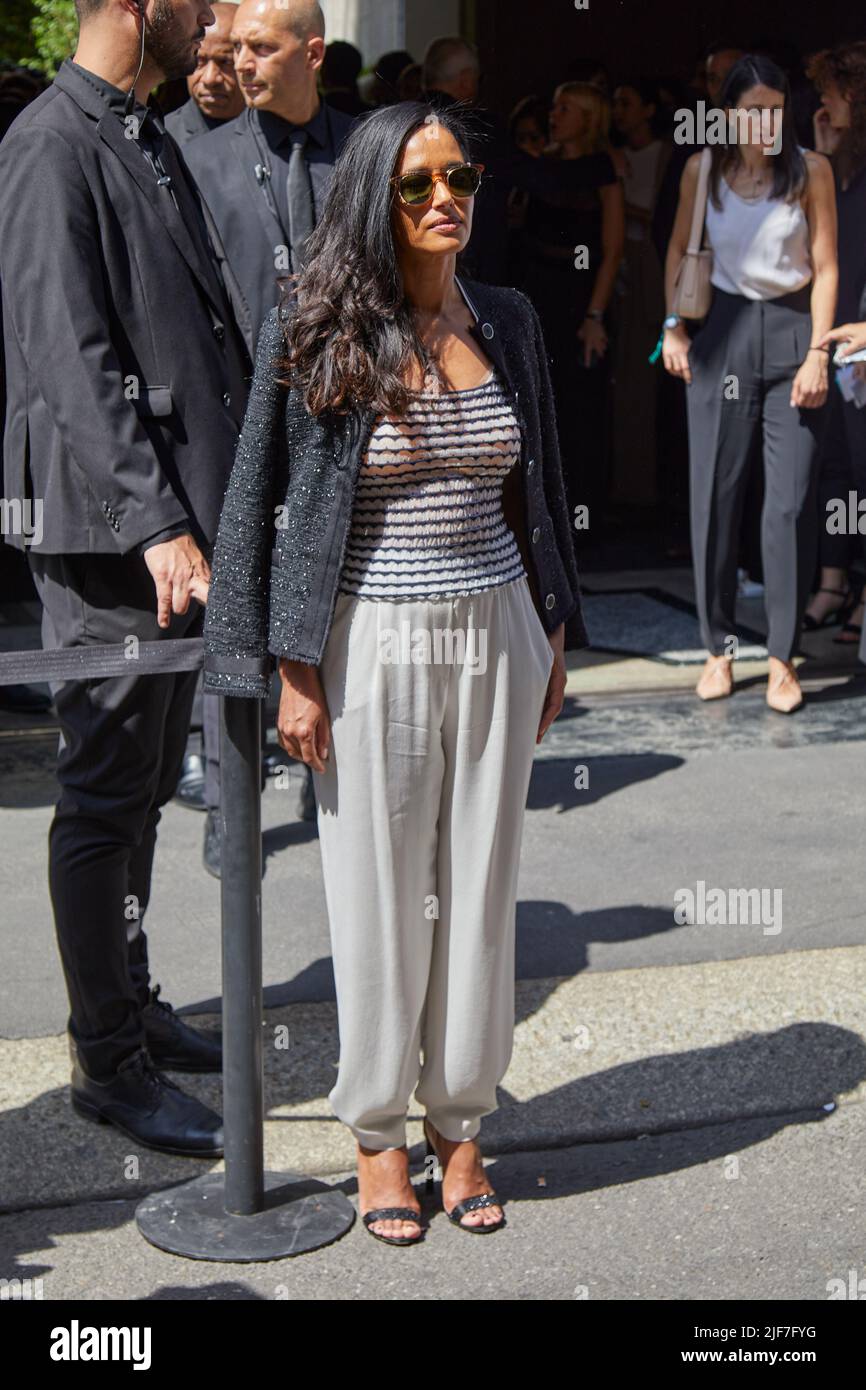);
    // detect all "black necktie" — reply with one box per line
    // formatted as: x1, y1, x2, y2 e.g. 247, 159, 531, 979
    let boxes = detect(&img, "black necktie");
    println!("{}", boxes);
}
287, 129, 314, 273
